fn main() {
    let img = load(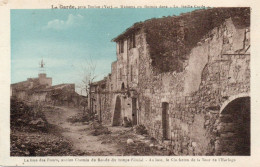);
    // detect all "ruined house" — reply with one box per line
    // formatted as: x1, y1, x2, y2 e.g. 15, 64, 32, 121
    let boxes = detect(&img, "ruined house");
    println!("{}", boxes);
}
89, 75, 113, 124
11, 73, 52, 101
90, 8, 250, 155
